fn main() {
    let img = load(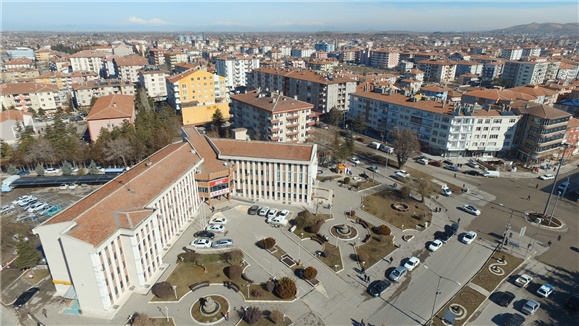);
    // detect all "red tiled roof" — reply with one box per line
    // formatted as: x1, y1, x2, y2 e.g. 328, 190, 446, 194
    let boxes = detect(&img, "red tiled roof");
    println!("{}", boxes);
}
231, 91, 313, 113
0, 82, 59, 95
210, 138, 315, 162
86, 95, 134, 120
0, 110, 33, 122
